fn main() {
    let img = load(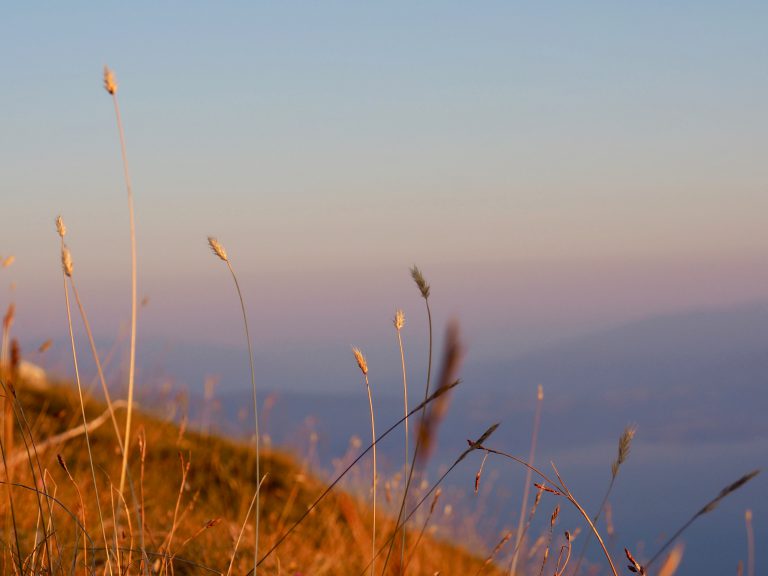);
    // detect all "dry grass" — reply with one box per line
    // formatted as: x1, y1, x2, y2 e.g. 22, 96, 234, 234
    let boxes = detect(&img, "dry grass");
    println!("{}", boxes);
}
0, 374, 502, 575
